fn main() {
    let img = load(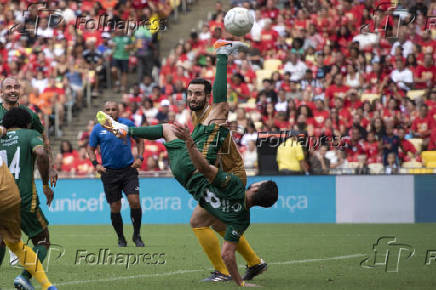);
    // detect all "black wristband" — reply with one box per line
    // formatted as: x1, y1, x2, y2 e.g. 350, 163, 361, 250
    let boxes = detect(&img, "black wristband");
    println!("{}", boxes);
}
92, 160, 99, 167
